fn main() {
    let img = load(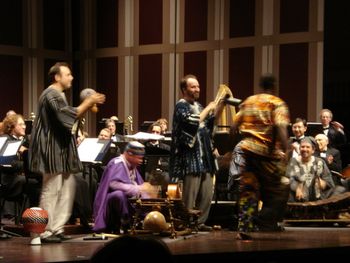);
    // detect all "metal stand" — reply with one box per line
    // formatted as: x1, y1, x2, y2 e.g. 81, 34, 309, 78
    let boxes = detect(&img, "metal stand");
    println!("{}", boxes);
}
0, 198, 24, 238
0, 224, 22, 239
